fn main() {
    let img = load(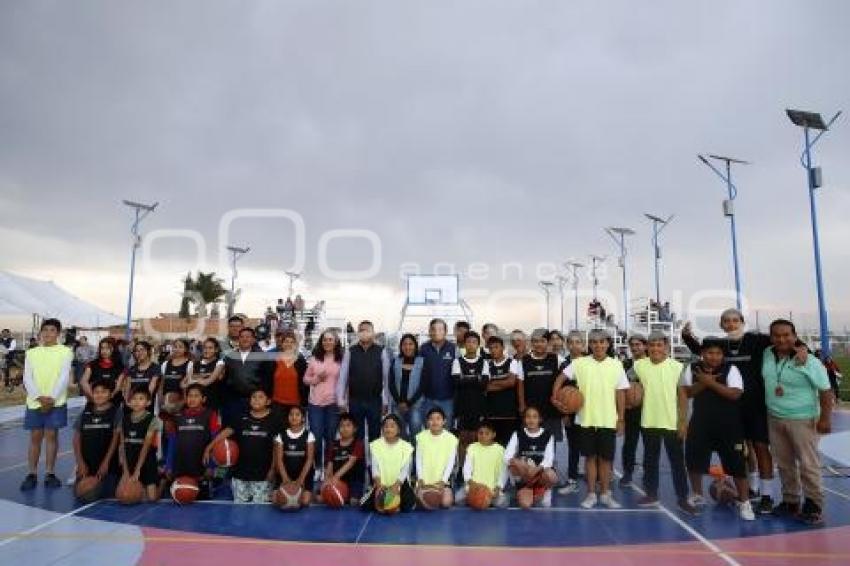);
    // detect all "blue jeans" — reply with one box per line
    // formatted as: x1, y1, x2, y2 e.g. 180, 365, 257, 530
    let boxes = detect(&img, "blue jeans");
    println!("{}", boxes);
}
350, 398, 382, 442
420, 398, 454, 430
307, 403, 339, 470
392, 399, 423, 443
